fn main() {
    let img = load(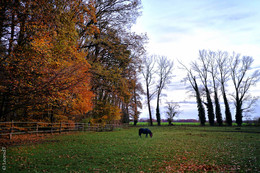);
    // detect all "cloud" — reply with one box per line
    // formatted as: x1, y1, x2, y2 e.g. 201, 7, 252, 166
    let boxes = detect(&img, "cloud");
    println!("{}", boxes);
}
134, 0, 260, 120
140, 0, 260, 46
